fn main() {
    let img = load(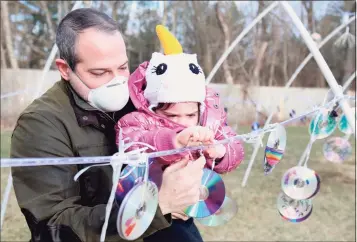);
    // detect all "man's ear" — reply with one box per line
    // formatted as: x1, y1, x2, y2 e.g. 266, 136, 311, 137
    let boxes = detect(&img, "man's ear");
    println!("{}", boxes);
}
55, 58, 71, 81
